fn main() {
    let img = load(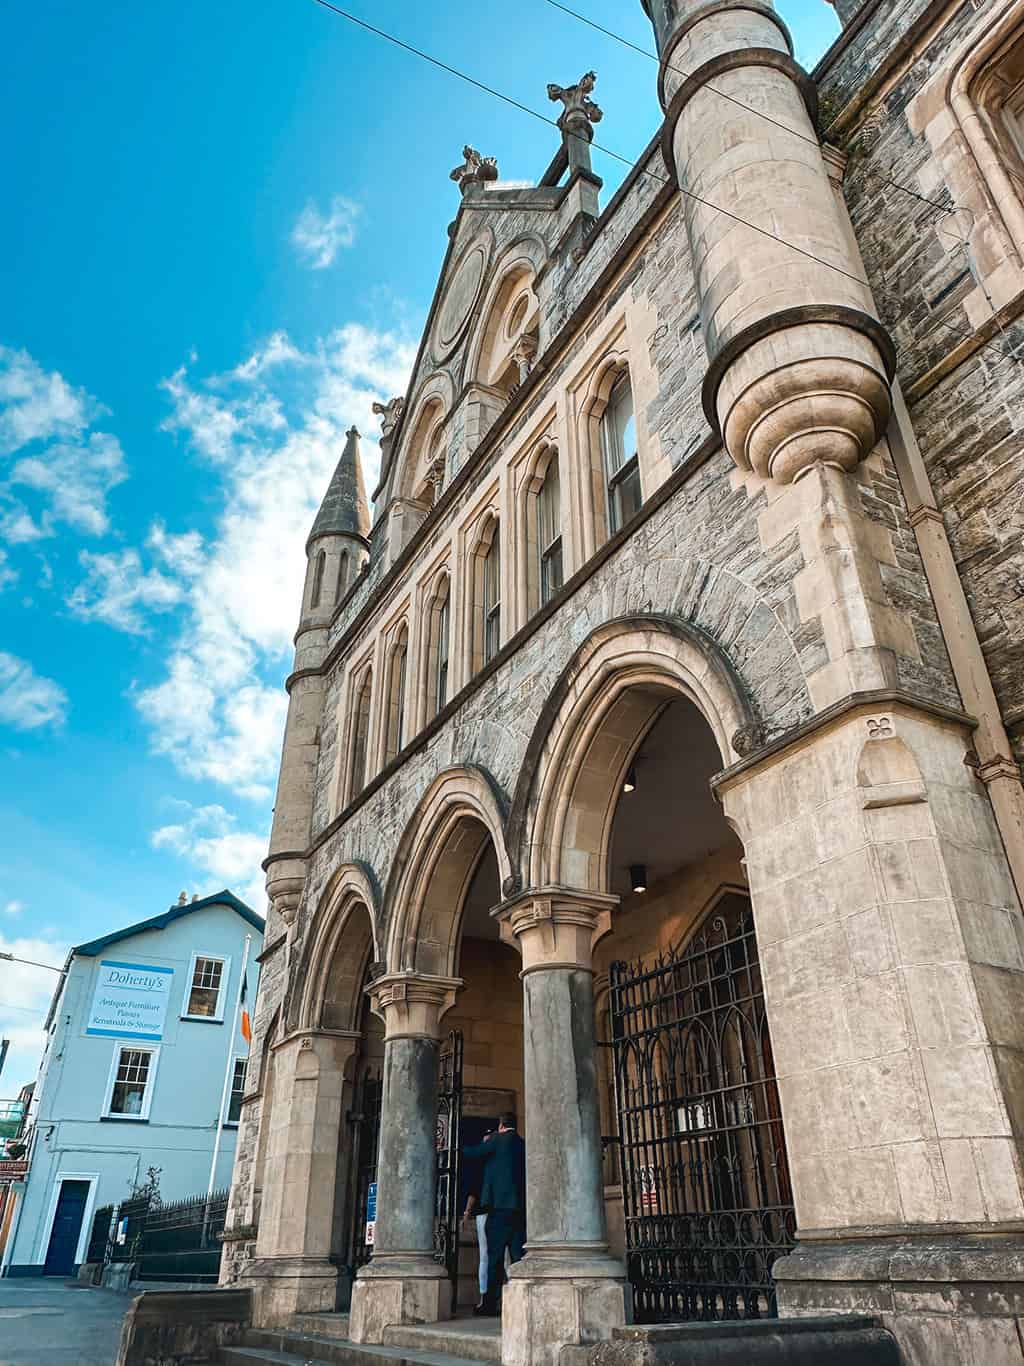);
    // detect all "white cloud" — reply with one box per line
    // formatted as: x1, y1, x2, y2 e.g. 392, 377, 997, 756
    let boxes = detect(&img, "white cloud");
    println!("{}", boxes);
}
0, 549, 16, 592
0, 346, 99, 453
3, 900, 24, 916
0, 930, 68, 1093
0, 507, 45, 544
0, 652, 68, 731
10, 431, 127, 536
152, 802, 268, 911
228, 330, 306, 383
138, 322, 416, 797
147, 523, 205, 578
291, 196, 360, 269
66, 547, 185, 634
0, 347, 127, 546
